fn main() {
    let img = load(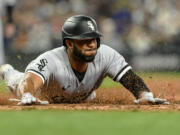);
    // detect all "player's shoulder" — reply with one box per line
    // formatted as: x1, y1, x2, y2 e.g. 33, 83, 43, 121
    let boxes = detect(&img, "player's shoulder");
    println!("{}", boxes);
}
99, 44, 112, 49
95, 44, 123, 61
51, 46, 66, 53
26, 46, 67, 71
39, 46, 66, 58
98, 44, 117, 52
44, 46, 65, 54
97, 44, 120, 56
